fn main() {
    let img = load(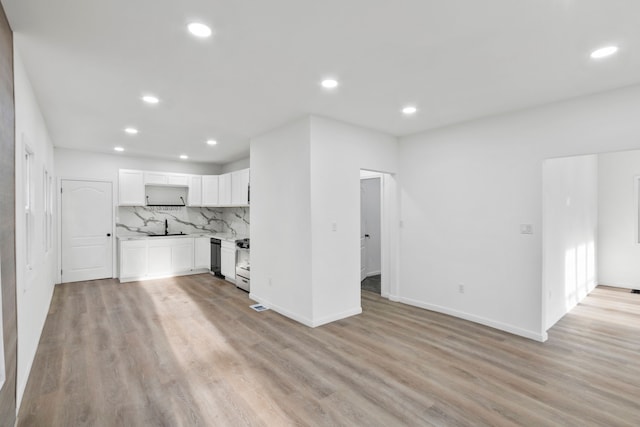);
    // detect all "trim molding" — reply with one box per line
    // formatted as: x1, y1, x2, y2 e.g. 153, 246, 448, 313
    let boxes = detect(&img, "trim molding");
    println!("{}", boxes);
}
249, 293, 362, 328
398, 296, 548, 342
249, 293, 314, 327
118, 268, 210, 284
311, 307, 362, 327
